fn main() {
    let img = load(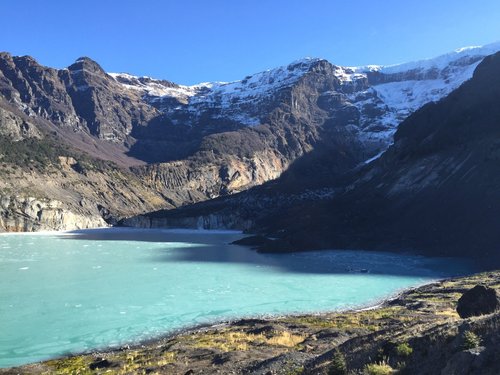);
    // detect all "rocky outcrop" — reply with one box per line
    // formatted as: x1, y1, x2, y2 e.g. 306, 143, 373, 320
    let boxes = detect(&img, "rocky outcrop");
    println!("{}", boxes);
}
0, 105, 40, 141
121, 211, 253, 231
0, 144, 171, 233
60, 57, 159, 143
0, 195, 106, 232
135, 148, 288, 200
0, 53, 80, 128
457, 285, 500, 318
0, 53, 159, 145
